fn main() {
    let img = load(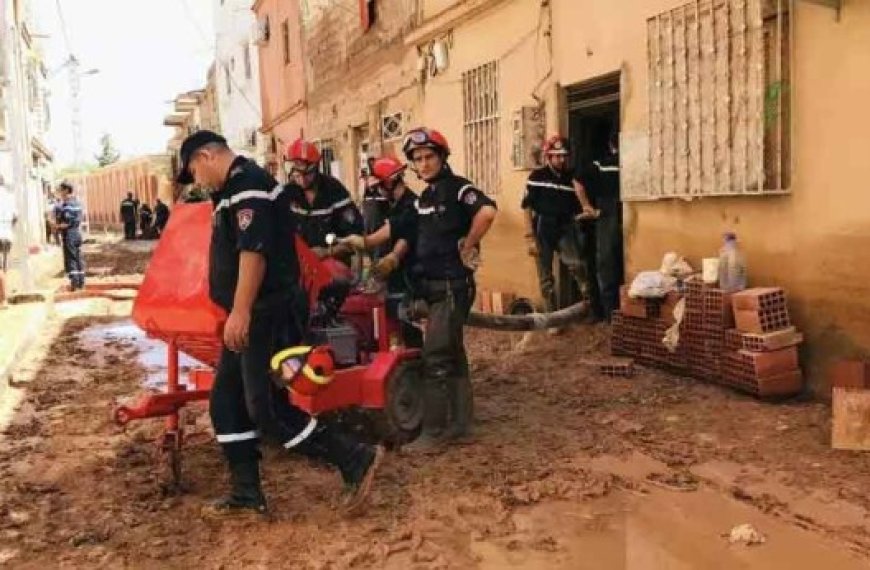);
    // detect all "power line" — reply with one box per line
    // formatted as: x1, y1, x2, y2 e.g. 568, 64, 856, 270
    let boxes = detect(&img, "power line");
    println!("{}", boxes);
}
54, 0, 73, 56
